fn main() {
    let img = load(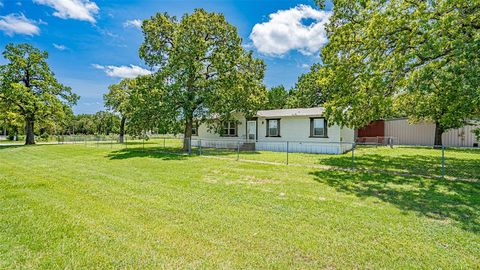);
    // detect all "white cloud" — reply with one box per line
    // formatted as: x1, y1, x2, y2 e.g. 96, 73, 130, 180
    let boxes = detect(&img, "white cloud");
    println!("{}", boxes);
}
123, 19, 142, 29
250, 5, 331, 56
53, 43, 67, 50
33, 0, 99, 23
93, 64, 152, 79
0, 13, 40, 36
